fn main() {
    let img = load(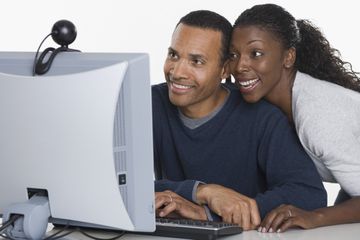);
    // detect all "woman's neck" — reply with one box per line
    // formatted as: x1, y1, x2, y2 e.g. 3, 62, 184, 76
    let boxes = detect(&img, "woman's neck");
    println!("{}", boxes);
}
265, 70, 297, 123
